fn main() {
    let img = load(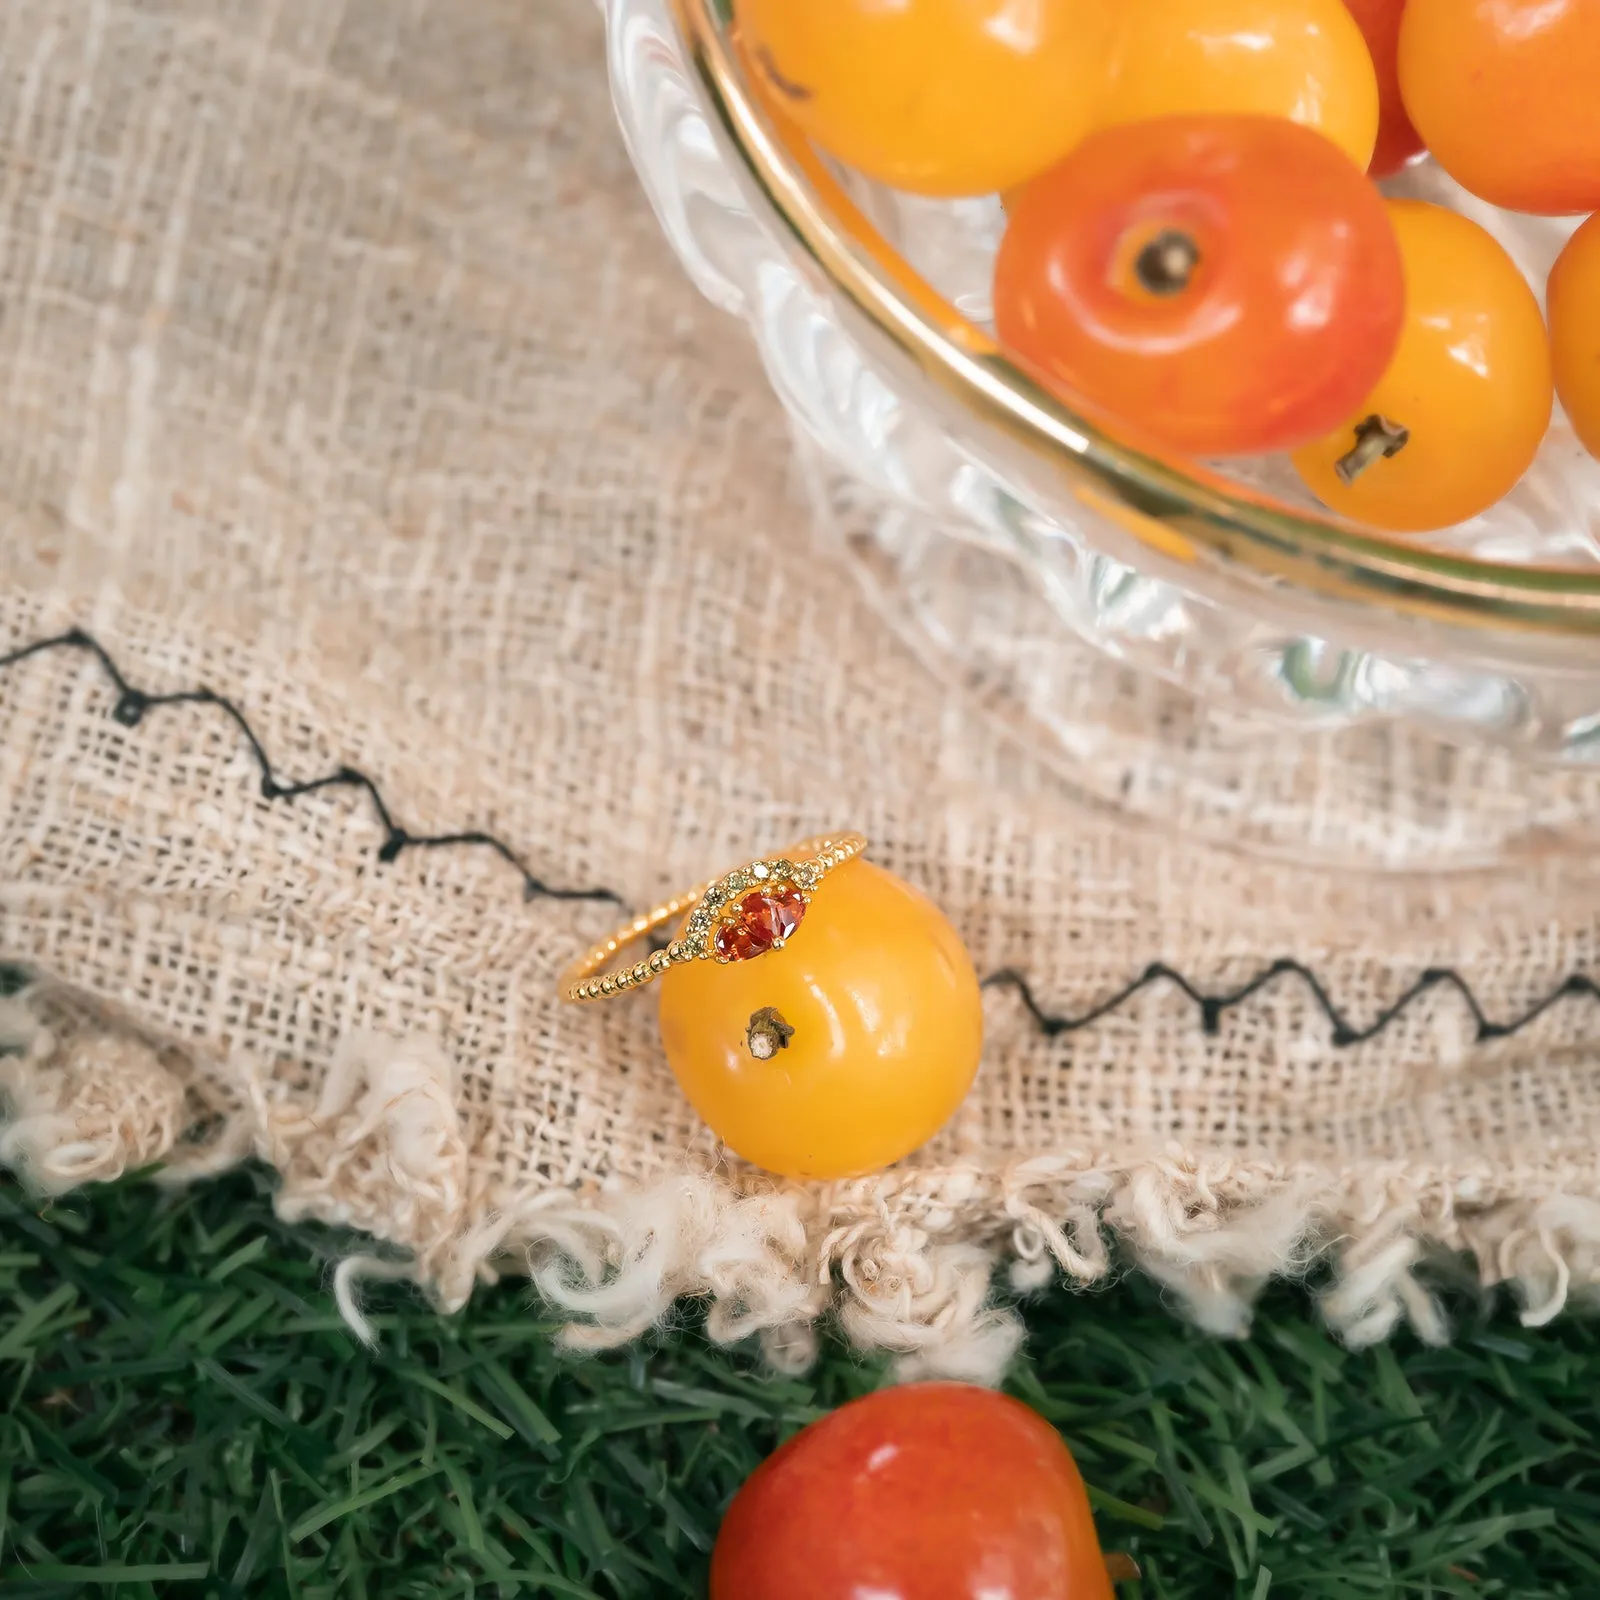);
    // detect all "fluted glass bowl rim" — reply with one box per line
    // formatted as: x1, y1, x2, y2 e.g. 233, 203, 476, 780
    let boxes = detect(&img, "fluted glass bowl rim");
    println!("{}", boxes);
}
670, 0, 1600, 640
